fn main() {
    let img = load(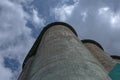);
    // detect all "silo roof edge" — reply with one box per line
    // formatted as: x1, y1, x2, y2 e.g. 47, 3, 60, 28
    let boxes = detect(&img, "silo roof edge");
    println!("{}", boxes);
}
81, 39, 104, 50
22, 22, 78, 69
